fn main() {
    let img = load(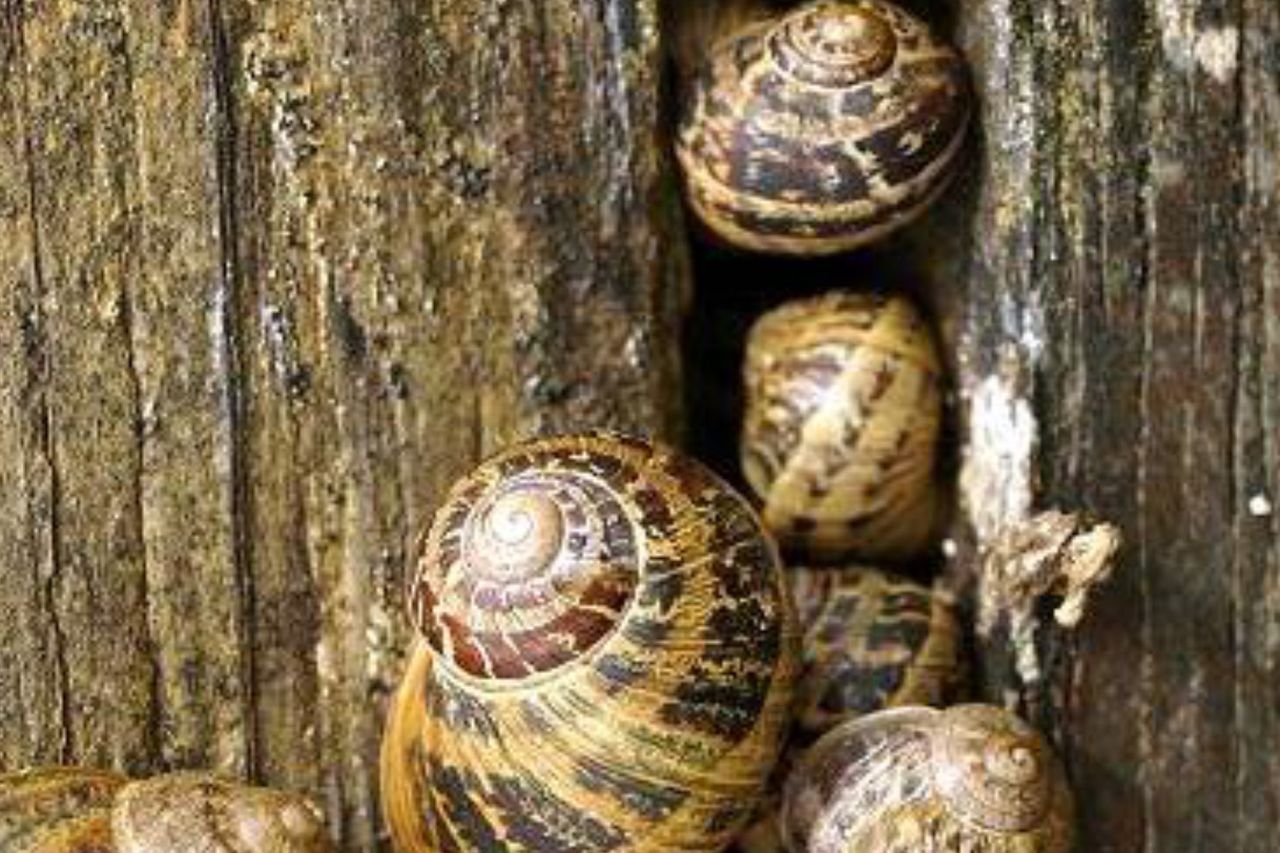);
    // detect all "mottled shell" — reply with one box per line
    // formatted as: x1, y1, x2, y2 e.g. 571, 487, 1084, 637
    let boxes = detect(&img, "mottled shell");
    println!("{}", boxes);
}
0, 769, 330, 853
0, 768, 125, 852
790, 566, 966, 744
729, 566, 966, 853
382, 433, 799, 852
741, 292, 944, 562
782, 705, 1074, 853
113, 774, 331, 853
676, 0, 971, 255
